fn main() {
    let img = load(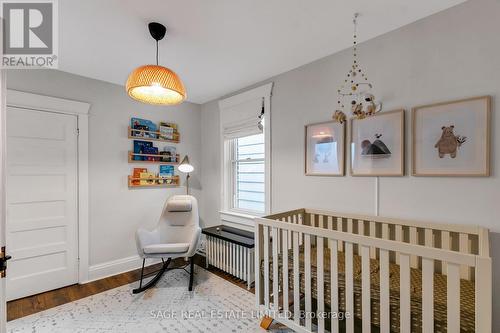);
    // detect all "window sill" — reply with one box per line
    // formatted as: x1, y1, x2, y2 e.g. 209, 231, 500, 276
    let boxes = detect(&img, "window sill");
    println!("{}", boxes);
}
219, 210, 258, 228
